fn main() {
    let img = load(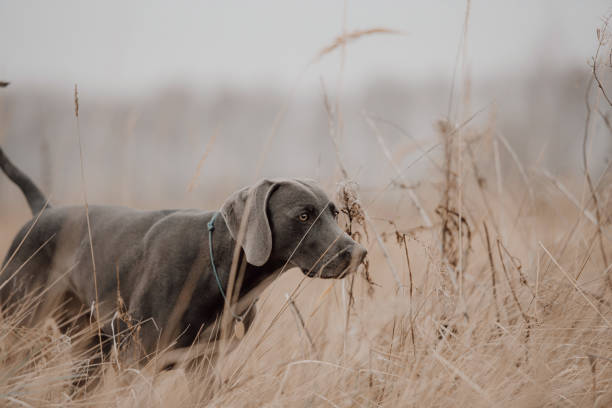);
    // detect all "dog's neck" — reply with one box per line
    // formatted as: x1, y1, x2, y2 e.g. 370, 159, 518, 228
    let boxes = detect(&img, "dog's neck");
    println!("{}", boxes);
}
232, 272, 278, 315
230, 256, 285, 315
211, 216, 287, 315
